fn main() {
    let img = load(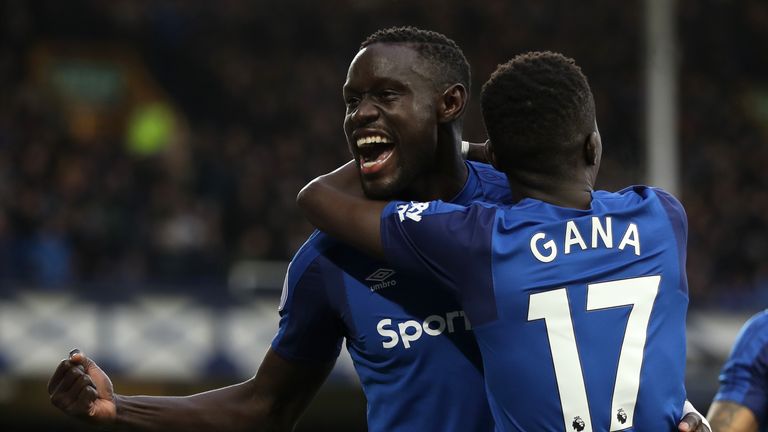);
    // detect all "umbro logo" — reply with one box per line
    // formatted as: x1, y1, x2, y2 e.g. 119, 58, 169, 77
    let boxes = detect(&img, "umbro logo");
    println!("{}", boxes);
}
366, 268, 395, 282
366, 268, 397, 292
